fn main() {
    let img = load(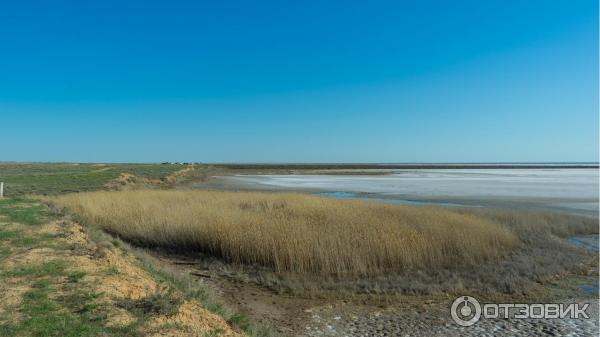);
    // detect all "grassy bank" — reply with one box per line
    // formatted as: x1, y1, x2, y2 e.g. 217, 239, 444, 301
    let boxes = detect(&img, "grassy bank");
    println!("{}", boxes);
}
0, 196, 272, 337
0, 163, 188, 196
53, 190, 547, 276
